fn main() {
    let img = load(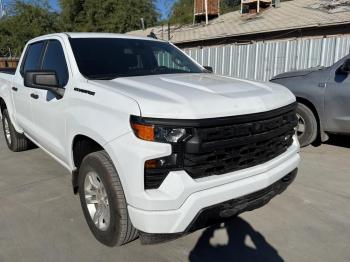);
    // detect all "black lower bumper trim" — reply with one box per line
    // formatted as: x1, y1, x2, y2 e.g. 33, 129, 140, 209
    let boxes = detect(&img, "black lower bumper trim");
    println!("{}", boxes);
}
139, 168, 298, 245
